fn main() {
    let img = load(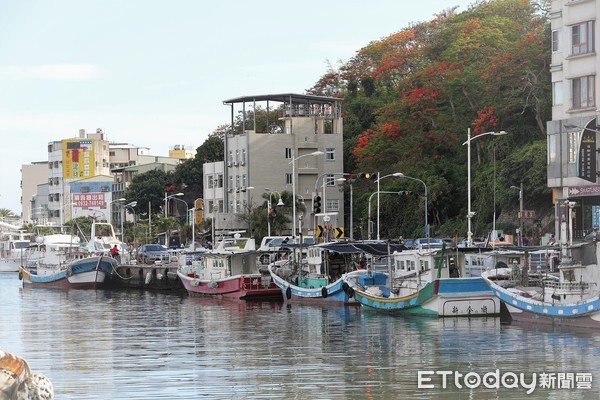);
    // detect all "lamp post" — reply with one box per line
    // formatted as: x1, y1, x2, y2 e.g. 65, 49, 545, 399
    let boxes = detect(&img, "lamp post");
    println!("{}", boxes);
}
376, 172, 403, 240
290, 150, 324, 240
265, 189, 284, 237
396, 173, 428, 239
336, 177, 354, 240
368, 191, 403, 240
121, 201, 137, 243
510, 183, 524, 246
164, 192, 184, 218
463, 128, 508, 247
